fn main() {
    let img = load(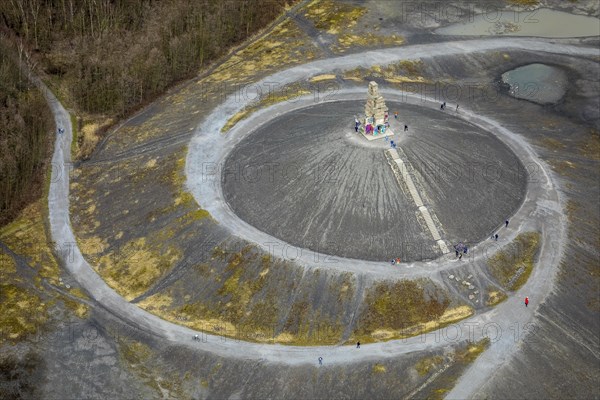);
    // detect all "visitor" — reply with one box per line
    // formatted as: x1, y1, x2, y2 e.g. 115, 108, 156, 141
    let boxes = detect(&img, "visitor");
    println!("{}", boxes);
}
440, 103, 444, 110
356, 341, 360, 348
394, 111, 398, 119
355, 123, 359, 133
456, 104, 459, 111
404, 125, 408, 132
495, 234, 498, 241
525, 297, 529, 307
391, 259, 396, 265
505, 219, 509, 227
318, 357, 323, 365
